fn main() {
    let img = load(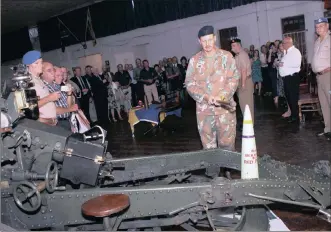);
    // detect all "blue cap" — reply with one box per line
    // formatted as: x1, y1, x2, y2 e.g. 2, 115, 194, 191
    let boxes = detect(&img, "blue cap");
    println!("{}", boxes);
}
315, 17, 328, 24
22, 50, 41, 65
